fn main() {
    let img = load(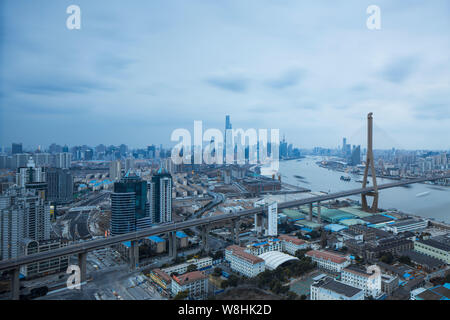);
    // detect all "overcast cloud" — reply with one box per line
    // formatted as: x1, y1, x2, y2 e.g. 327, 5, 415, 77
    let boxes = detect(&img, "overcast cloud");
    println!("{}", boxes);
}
0, 0, 449, 150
